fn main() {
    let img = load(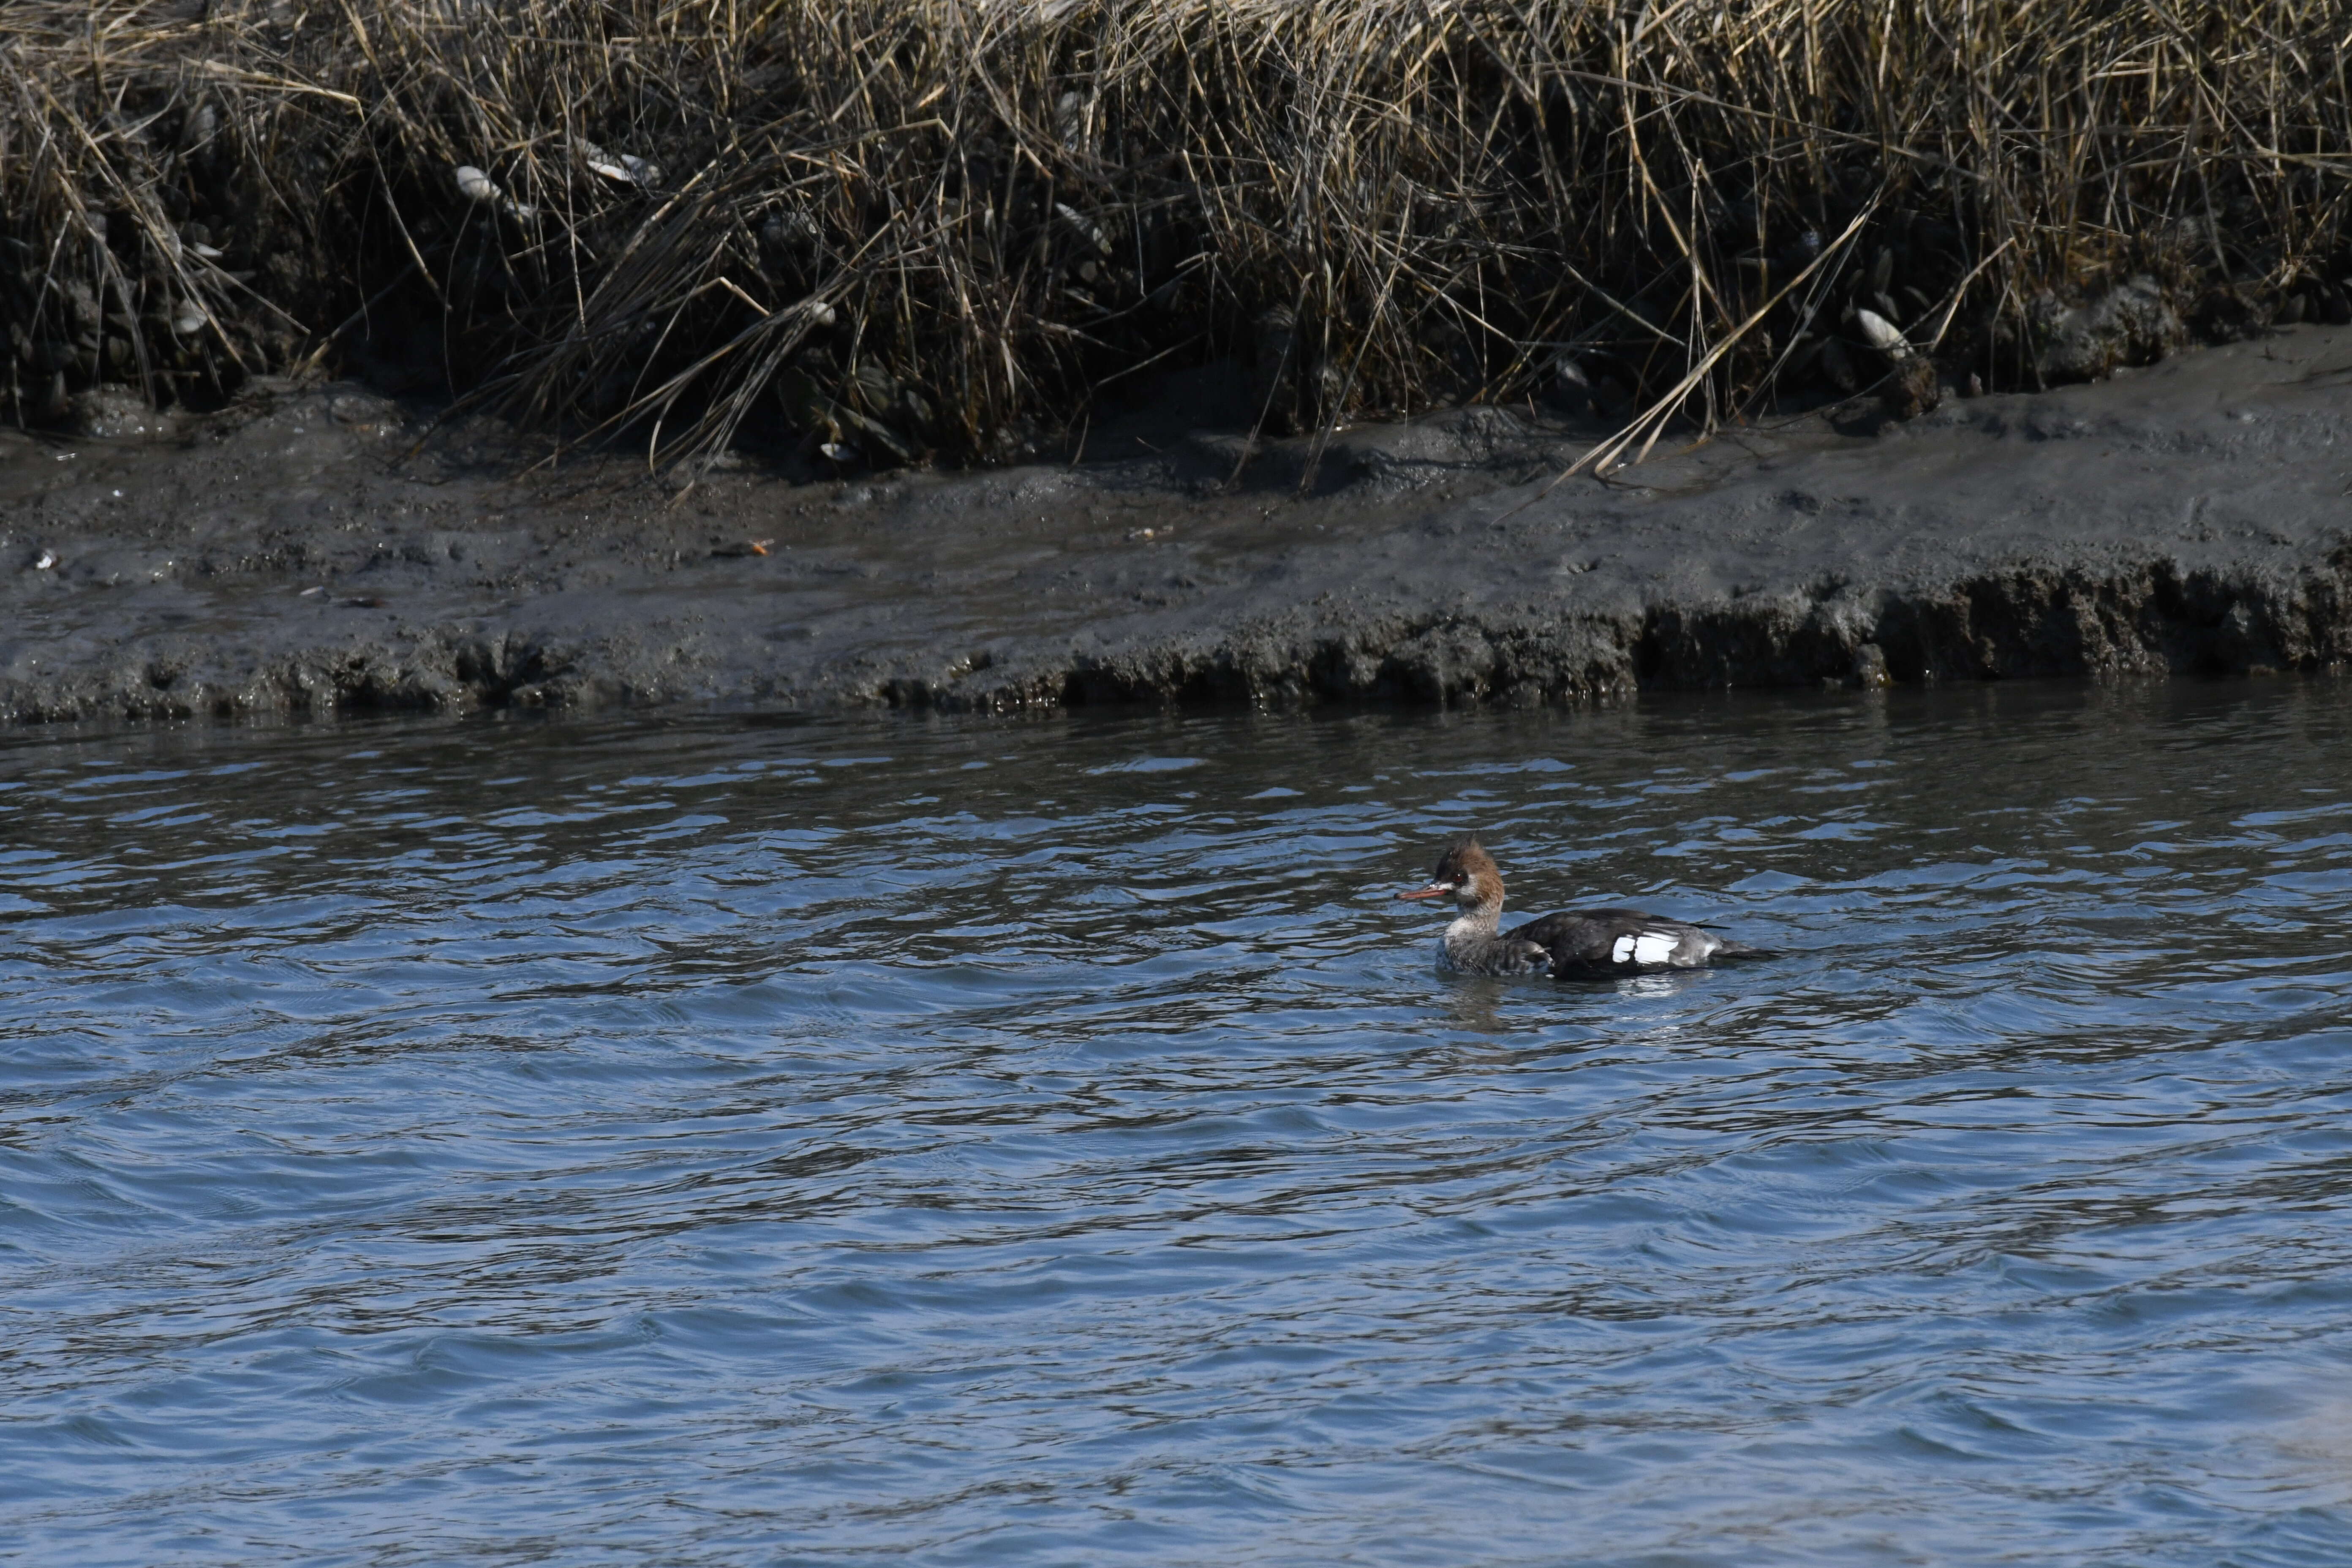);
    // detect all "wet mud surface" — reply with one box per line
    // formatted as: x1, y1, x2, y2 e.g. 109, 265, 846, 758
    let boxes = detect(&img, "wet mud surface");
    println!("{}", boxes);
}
4, 330, 2351, 724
